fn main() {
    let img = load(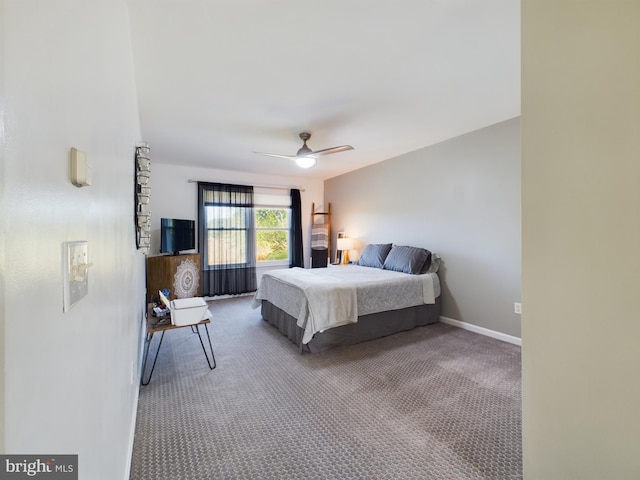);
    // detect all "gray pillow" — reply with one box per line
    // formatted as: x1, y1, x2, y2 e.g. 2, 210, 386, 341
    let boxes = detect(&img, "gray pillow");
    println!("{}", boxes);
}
383, 245, 431, 274
357, 243, 392, 268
